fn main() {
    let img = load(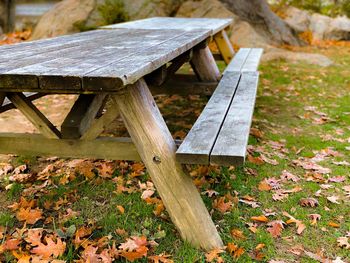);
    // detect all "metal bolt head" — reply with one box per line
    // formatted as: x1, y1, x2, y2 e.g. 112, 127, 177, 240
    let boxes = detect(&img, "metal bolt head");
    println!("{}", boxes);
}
153, 156, 161, 164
